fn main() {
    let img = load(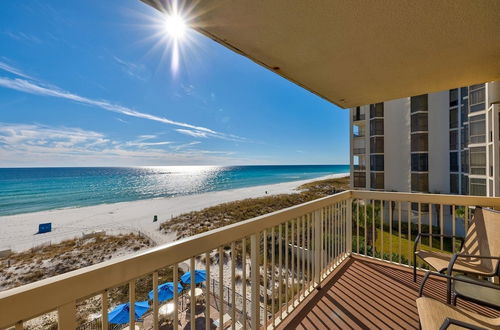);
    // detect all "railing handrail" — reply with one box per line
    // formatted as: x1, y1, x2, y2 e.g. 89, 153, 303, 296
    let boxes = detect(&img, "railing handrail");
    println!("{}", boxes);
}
0, 190, 352, 328
352, 190, 500, 207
